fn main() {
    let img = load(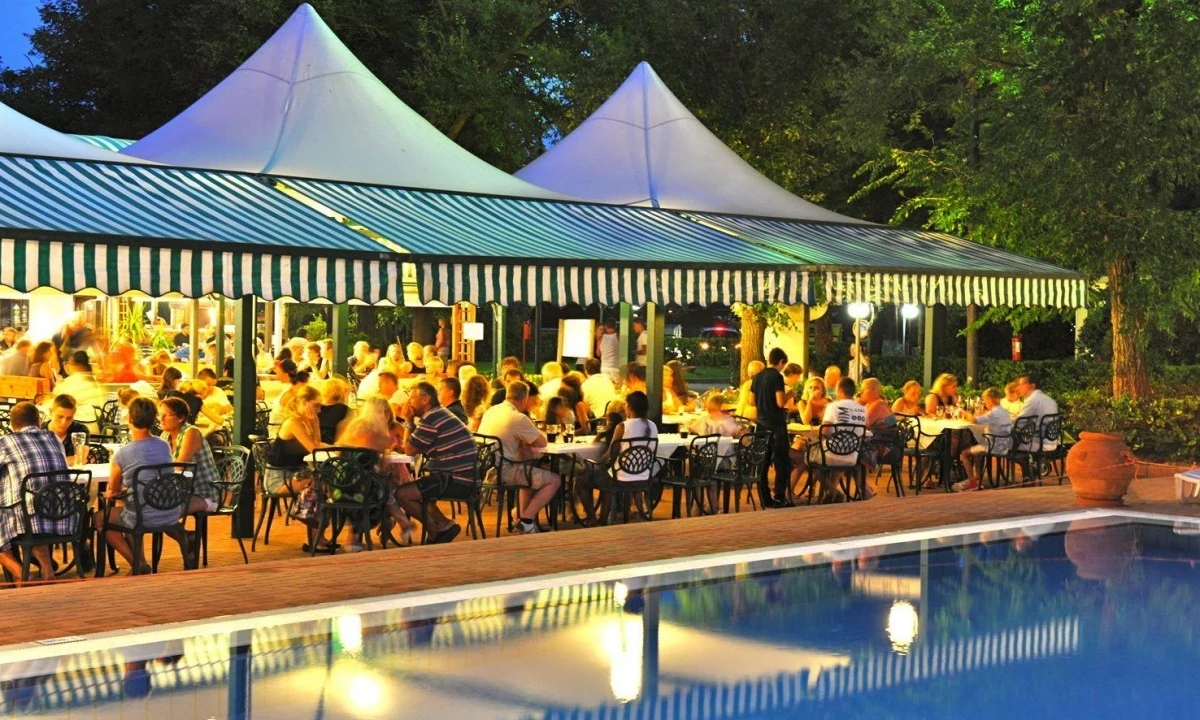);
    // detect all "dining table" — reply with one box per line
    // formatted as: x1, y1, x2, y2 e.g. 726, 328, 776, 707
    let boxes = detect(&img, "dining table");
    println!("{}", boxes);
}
915, 417, 987, 488
541, 433, 736, 462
